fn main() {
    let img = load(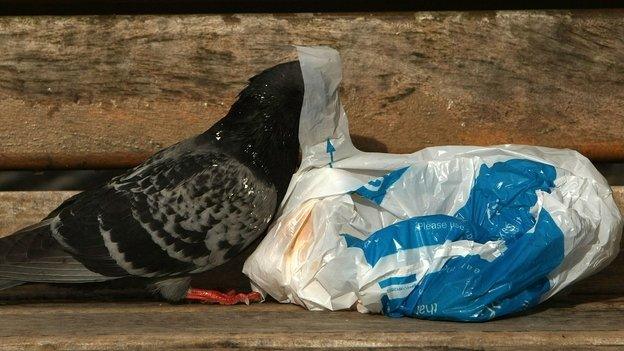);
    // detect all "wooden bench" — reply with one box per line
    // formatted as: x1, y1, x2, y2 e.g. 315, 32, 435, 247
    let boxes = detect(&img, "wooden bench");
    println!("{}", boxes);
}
0, 10, 623, 350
